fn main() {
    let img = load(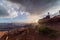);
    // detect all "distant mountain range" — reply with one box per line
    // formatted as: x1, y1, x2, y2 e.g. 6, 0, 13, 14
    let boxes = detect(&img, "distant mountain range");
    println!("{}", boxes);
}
0, 23, 29, 31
